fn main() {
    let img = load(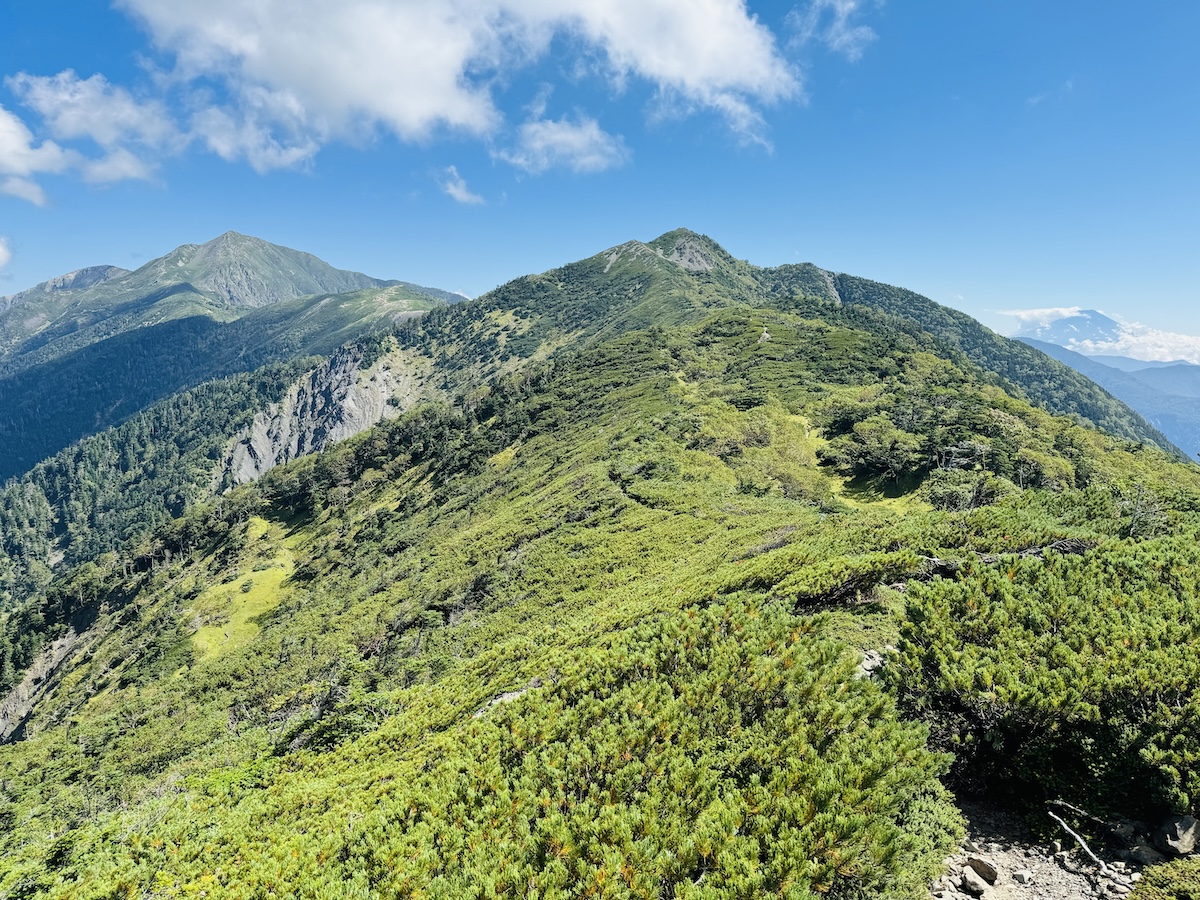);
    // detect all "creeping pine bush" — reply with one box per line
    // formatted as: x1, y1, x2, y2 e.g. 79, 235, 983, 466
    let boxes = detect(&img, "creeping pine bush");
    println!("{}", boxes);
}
334, 601, 960, 900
